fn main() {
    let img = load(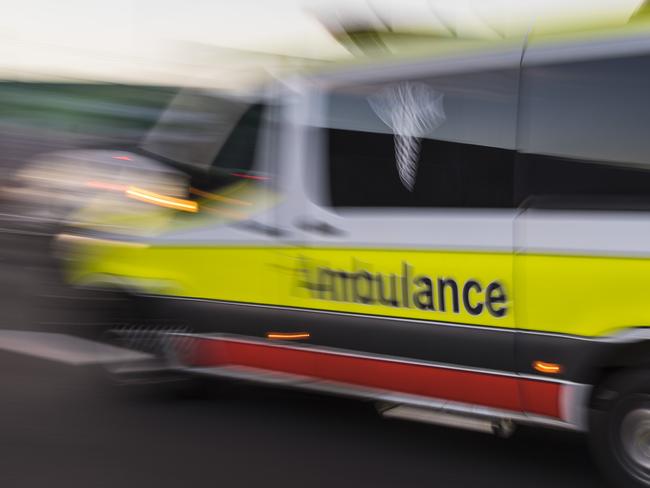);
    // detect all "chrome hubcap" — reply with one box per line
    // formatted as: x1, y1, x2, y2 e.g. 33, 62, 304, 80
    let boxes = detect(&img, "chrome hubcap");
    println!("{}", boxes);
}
621, 408, 650, 472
